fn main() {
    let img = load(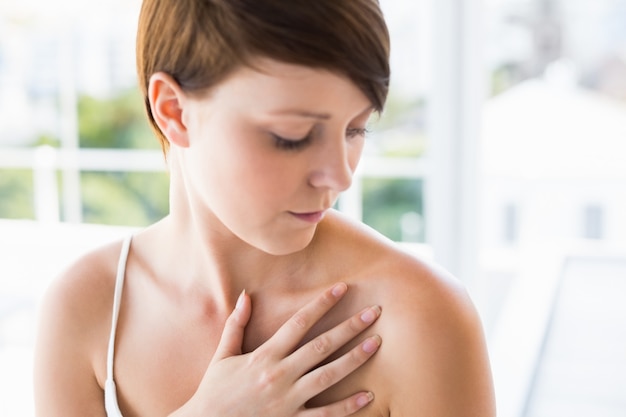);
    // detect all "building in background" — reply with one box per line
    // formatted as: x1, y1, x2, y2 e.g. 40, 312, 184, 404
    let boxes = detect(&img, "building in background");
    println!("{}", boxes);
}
485, 0, 626, 98
481, 64, 626, 261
